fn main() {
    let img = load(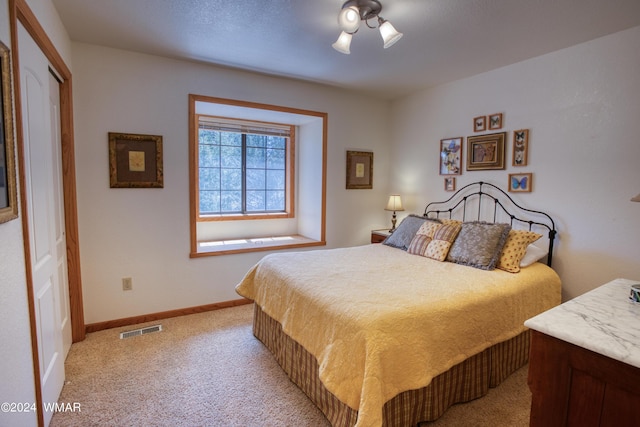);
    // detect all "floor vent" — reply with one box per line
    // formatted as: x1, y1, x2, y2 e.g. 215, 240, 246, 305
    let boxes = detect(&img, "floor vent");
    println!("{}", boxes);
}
120, 324, 163, 339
